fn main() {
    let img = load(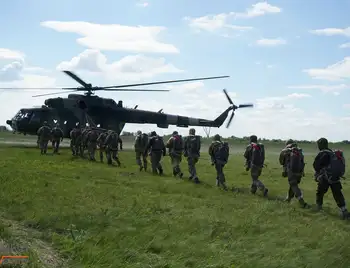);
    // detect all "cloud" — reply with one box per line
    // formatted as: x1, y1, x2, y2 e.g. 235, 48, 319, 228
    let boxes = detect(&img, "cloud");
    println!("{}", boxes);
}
0, 48, 24, 61
40, 21, 178, 54
310, 27, 350, 37
303, 57, 350, 81
340, 43, 350, 49
255, 38, 287, 46
287, 84, 349, 94
136, 1, 149, 7
0, 61, 24, 81
183, 2, 280, 34
56, 49, 183, 82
